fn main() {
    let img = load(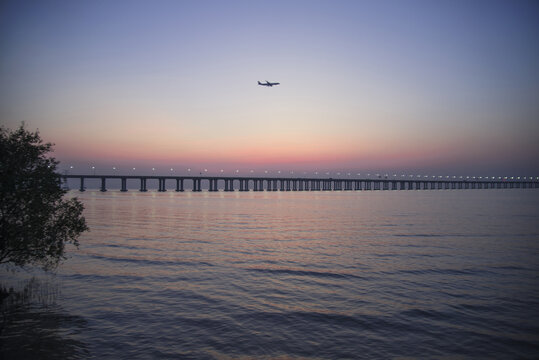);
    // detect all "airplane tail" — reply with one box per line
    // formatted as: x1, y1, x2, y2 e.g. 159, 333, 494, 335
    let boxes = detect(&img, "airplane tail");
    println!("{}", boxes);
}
258, 81, 262, 85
